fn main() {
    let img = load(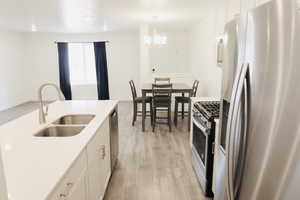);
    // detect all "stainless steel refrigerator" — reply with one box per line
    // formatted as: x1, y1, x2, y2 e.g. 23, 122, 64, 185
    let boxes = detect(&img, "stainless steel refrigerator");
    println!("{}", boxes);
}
215, 0, 300, 199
